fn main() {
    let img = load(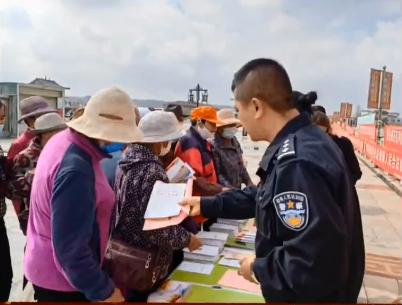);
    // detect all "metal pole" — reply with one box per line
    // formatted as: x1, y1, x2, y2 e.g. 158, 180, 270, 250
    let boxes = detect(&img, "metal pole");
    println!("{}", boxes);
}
196, 84, 200, 108
377, 66, 386, 145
